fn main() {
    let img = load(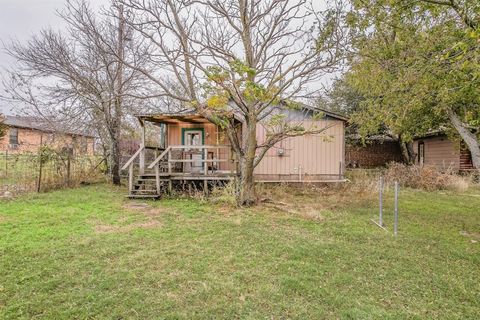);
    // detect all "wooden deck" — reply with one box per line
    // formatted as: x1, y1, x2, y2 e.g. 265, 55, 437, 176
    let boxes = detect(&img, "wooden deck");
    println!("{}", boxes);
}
121, 145, 236, 198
